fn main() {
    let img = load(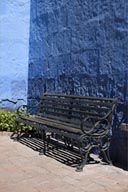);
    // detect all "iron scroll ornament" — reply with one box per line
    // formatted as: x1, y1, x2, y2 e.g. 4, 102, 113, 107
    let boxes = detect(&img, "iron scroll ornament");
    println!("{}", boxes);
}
17, 105, 29, 116
80, 117, 111, 136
